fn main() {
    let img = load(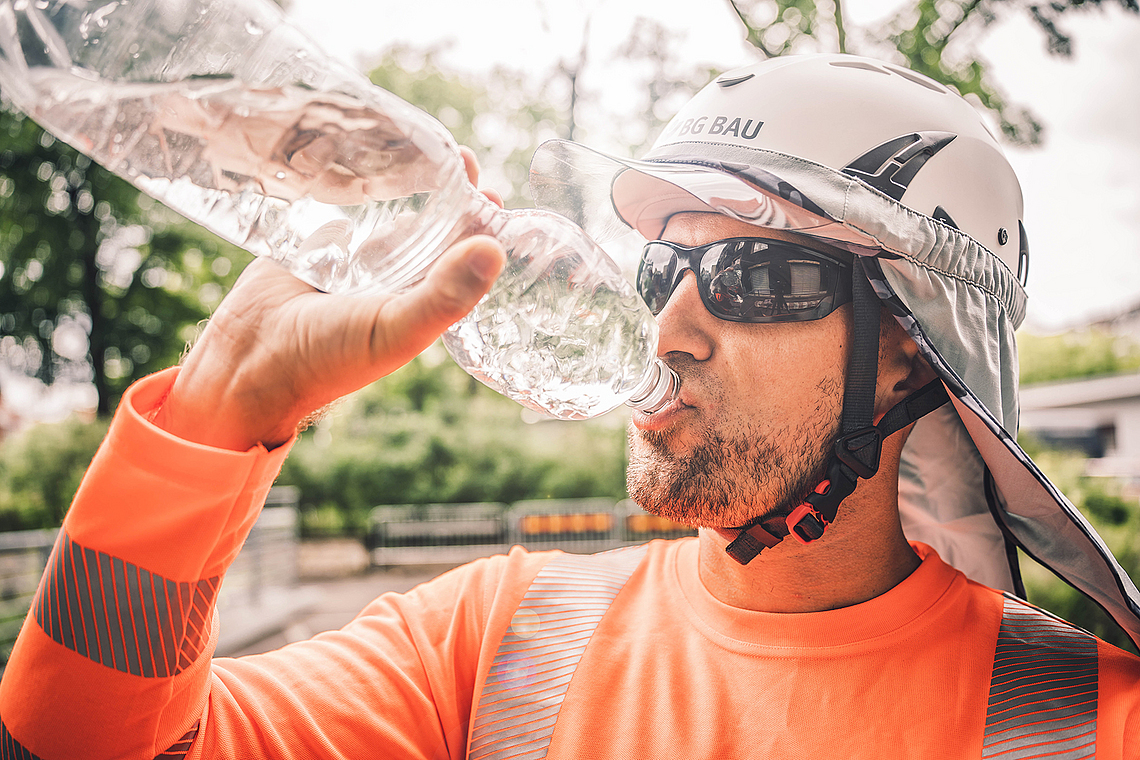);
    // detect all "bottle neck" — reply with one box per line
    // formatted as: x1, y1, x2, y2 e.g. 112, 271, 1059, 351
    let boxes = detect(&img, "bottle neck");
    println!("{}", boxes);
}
626, 359, 680, 413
